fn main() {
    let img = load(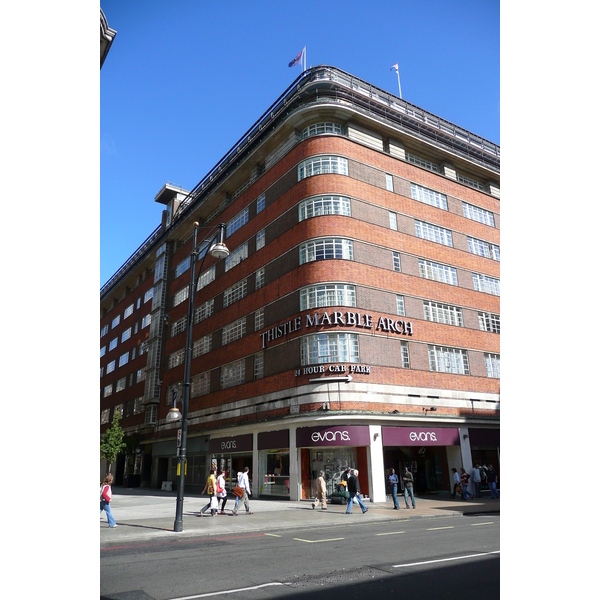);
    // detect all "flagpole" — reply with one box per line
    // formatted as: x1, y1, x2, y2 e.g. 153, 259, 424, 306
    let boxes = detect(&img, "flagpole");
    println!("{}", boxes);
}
303, 46, 306, 72
396, 70, 402, 99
